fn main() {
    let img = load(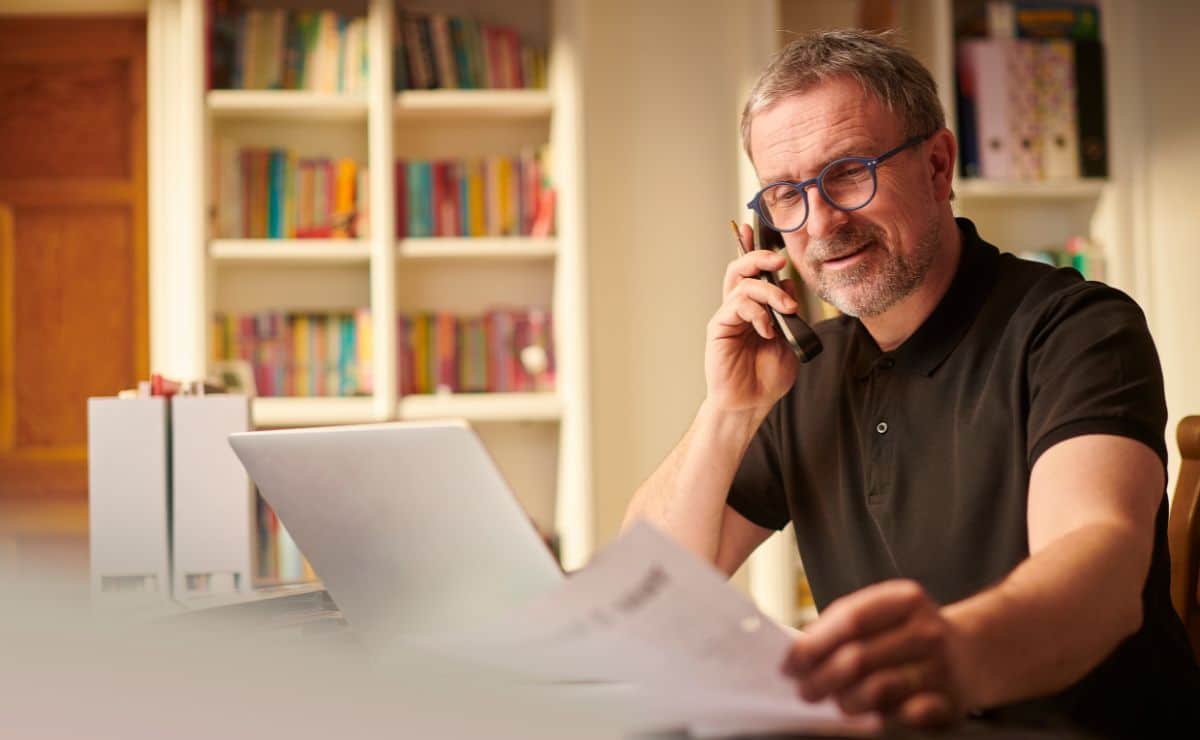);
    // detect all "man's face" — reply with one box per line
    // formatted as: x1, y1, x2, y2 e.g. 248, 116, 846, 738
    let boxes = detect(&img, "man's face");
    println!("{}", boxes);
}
749, 76, 943, 318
